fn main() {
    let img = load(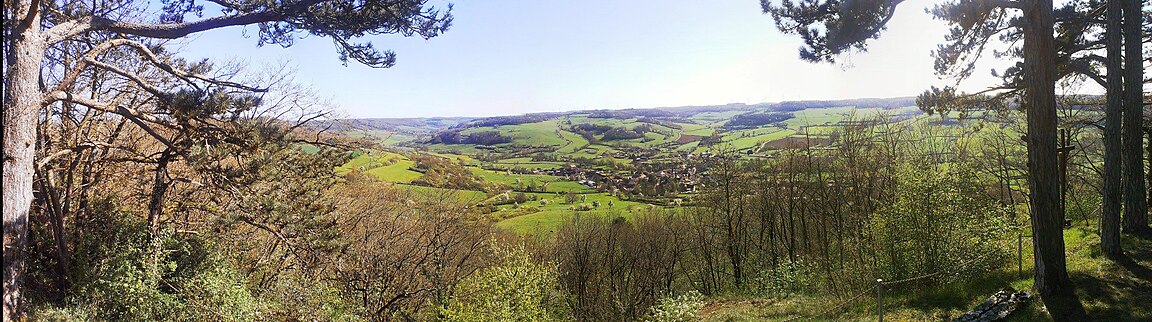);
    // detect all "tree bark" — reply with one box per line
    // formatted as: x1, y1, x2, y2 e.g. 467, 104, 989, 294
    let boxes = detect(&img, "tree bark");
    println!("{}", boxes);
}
1146, 127, 1151, 218
1100, 0, 1124, 259
4, 0, 46, 318
1120, 0, 1148, 233
1022, 0, 1072, 297
147, 150, 174, 234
